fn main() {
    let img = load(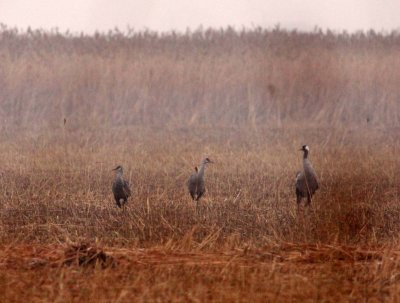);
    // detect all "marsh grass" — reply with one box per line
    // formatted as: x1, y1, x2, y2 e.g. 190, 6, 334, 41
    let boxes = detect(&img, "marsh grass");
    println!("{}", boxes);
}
1, 27, 400, 301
